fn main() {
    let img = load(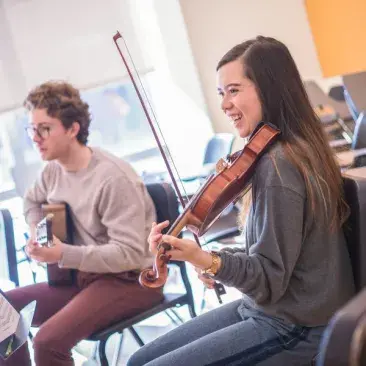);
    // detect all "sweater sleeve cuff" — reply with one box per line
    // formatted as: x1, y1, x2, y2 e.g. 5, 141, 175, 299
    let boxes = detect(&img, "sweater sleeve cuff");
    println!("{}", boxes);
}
213, 250, 233, 282
59, 244, 84, 269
